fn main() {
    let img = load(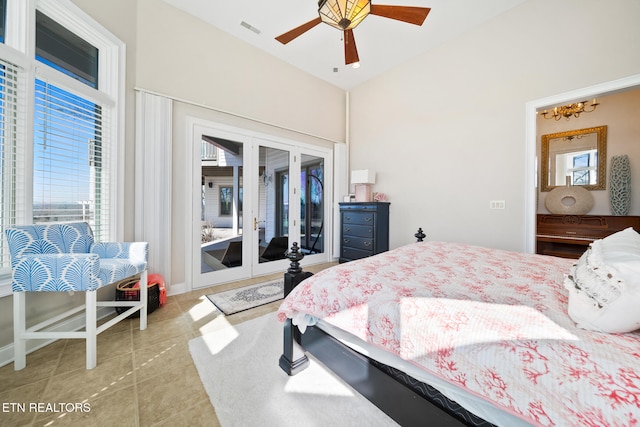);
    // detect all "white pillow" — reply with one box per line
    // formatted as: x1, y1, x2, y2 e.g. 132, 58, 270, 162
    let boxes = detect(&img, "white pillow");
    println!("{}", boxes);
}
566, 282, 640, 333
564, 227, 640, 333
